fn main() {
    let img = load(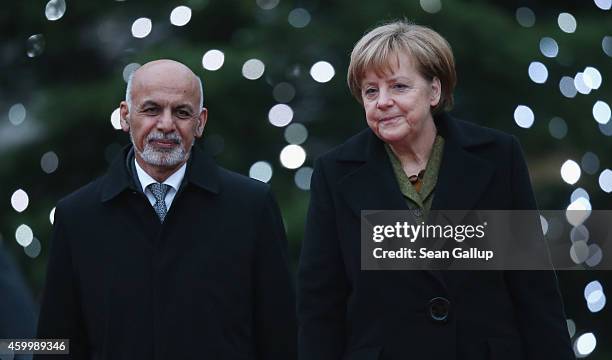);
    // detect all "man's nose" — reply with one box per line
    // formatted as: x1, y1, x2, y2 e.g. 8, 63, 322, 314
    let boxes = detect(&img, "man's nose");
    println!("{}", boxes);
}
156, 109, 176, 132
